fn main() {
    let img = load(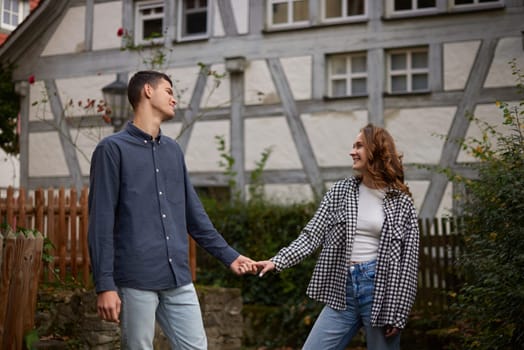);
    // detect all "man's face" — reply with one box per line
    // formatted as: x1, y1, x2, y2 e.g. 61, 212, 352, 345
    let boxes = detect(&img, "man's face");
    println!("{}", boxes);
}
150, 78, 177, 121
